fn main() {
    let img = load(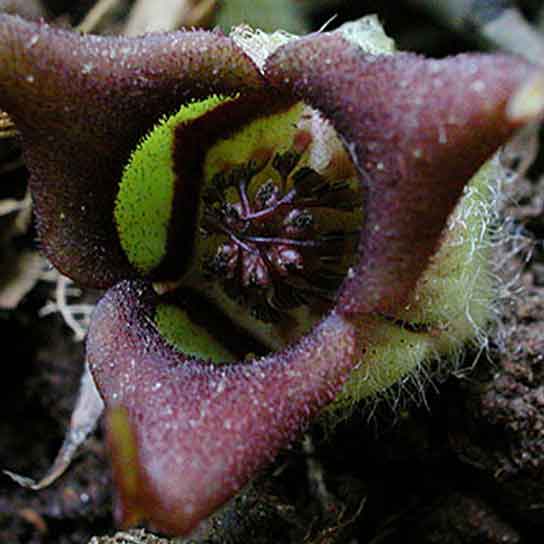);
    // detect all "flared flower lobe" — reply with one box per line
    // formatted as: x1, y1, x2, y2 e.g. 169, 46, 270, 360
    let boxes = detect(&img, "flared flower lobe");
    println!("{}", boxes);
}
0, 14, 264, 287
265, 34, 543, 316
87, 280, 360, 534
